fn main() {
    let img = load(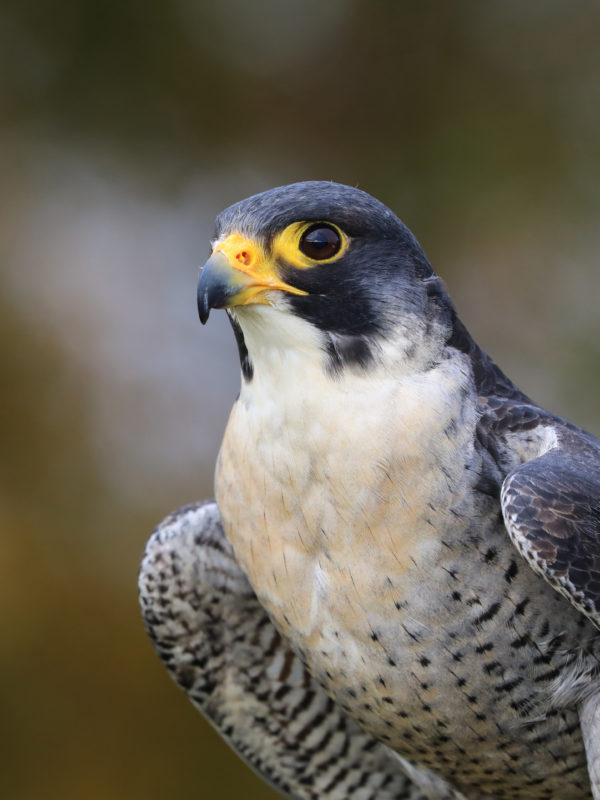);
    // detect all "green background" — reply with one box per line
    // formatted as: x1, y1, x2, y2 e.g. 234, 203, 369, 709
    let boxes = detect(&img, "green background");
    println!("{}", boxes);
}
2, 2, 600, 798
